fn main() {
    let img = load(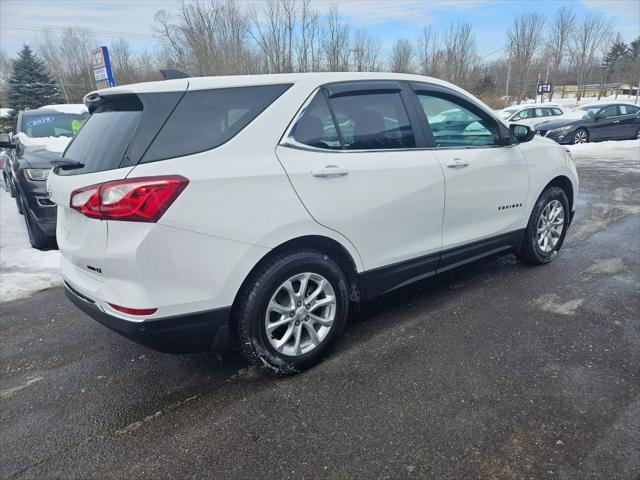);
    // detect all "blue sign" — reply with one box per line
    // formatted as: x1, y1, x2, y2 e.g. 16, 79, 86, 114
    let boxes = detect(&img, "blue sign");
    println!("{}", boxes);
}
91, 46, 115, 89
